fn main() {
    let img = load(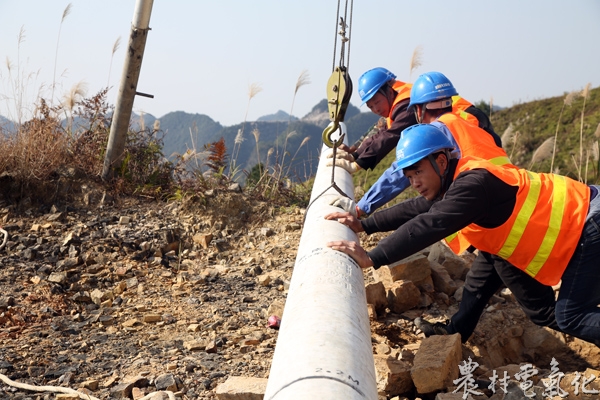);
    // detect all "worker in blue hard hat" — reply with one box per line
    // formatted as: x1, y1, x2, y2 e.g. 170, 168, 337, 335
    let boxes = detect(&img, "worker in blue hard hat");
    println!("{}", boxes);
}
325, 123, 600, 346
326, 67, 414, 174
352, 71, 501, 216
327, 68, 500, 211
